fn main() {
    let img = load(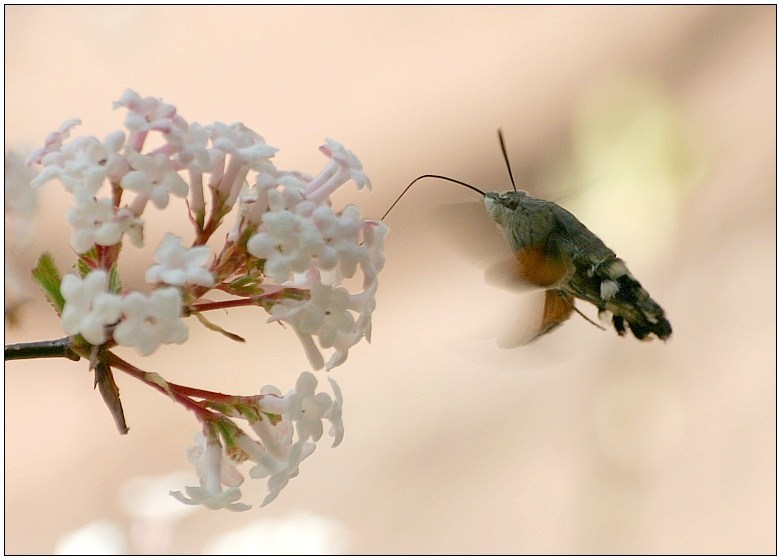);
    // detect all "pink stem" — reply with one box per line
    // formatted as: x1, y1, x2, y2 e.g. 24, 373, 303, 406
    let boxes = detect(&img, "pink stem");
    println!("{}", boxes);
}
105, 351, 218, 421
